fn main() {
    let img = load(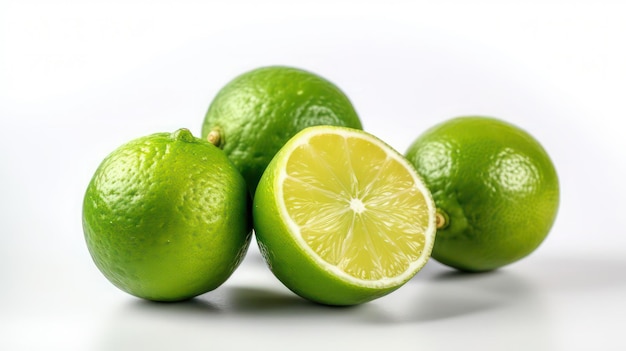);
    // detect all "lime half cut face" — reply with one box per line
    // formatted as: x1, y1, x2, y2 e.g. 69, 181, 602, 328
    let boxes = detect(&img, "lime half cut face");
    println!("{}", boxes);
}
254, 126, 437, 305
